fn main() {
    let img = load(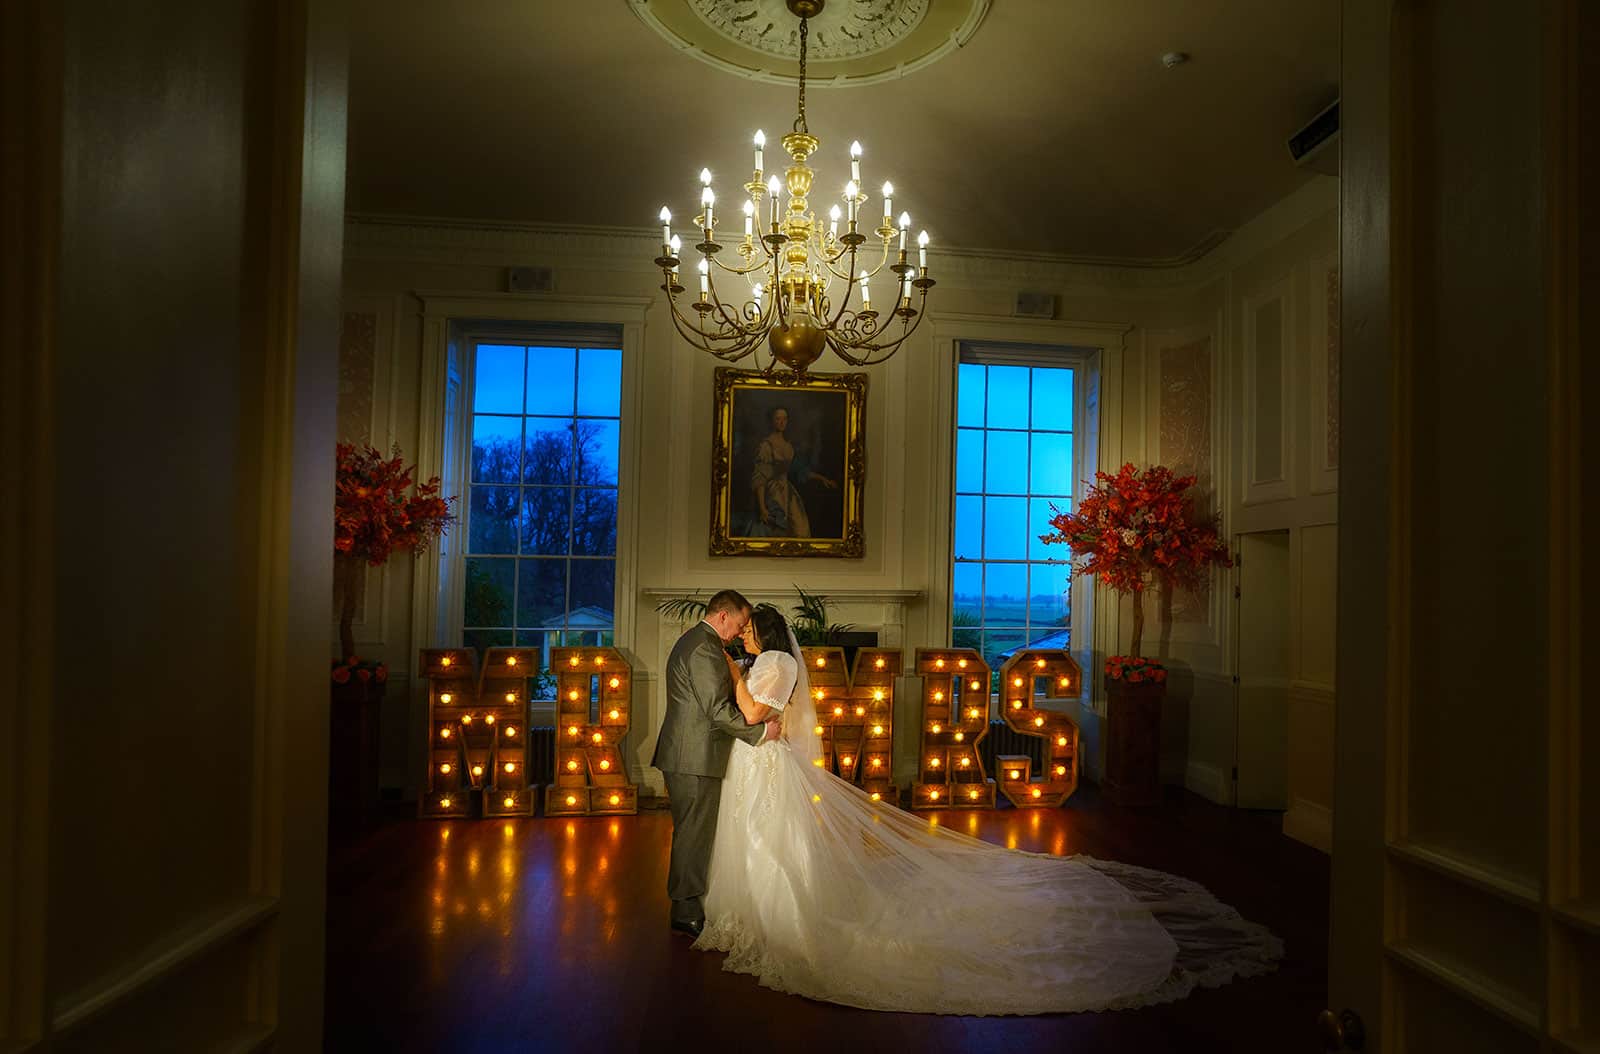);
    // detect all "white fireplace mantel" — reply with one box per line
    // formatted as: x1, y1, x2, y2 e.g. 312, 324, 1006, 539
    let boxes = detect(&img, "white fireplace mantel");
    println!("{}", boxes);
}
639, 587, 926, 648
